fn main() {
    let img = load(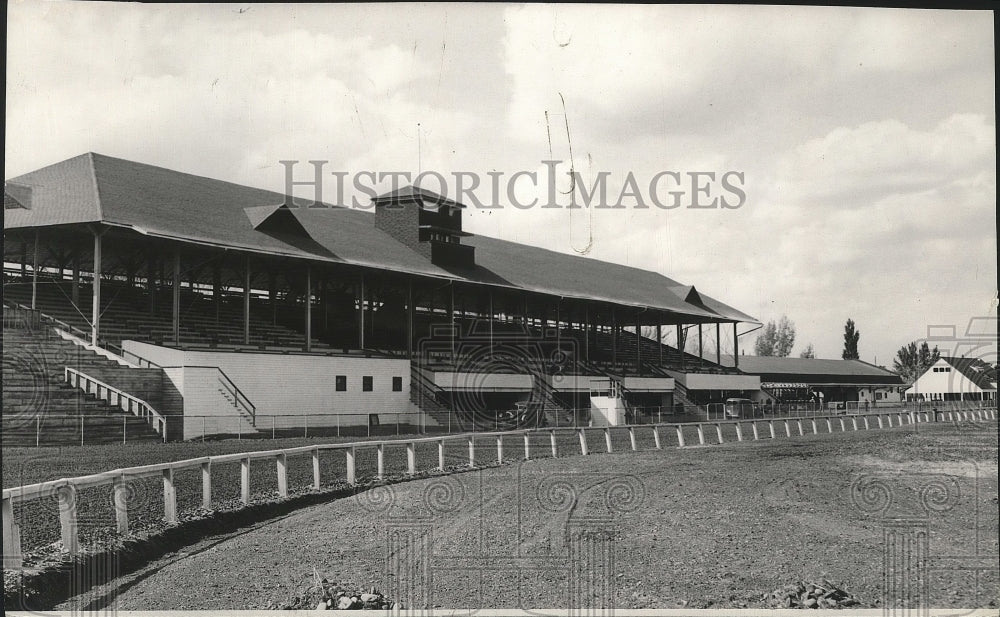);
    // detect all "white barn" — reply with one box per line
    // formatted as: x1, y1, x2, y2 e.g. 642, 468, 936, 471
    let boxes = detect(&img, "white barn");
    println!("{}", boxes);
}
905, 357, 997, 402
